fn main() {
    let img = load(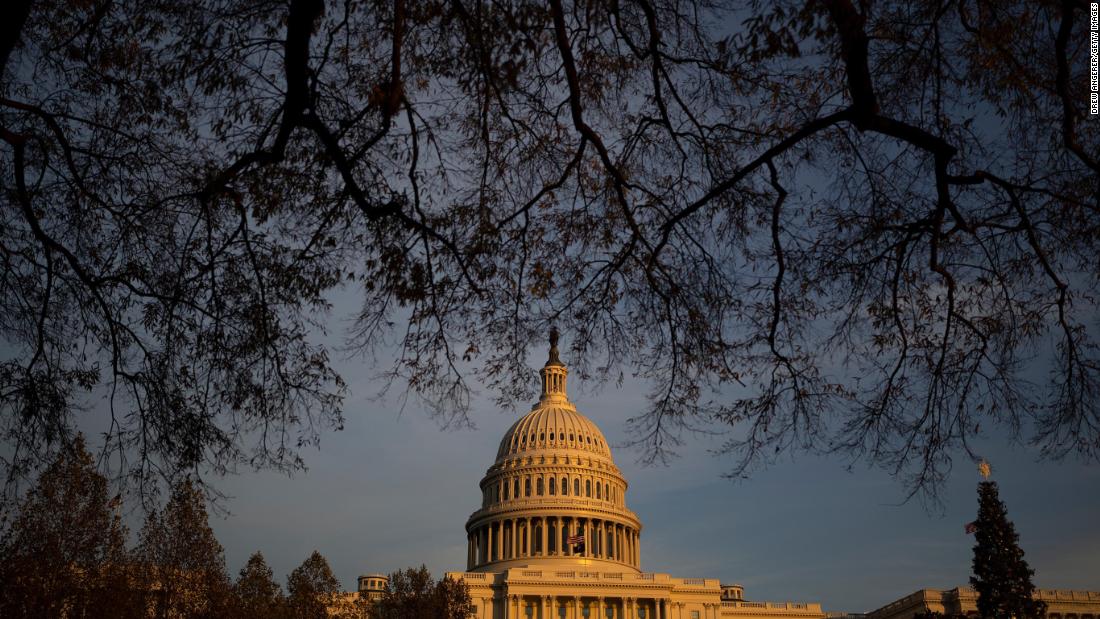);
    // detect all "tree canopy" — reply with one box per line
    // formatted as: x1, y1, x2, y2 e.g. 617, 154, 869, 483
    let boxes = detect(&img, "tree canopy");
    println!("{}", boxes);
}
136, 480, 232, 618
371, 566, 474, 619
287, 550, 347, 619
0, 436, 130, 618
233, 551, 289, 619
0, 450, 363, 617
1, 0, 1097, 499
